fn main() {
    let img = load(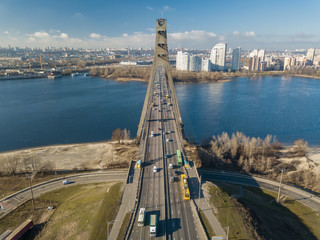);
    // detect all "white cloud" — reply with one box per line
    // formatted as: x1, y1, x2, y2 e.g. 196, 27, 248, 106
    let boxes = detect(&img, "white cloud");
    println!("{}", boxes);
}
147, 28, 155, 32
146, 6, 153, 11
90, 33, 101, 39
169, 30, 217, 40
233, 31, 240, 36
3, 30, 9, 34
163, 5, 174, 11
59, 33, 68, 39
34, 31, 50, 38
122, 33, 129, 37
244, 31, 256, 37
